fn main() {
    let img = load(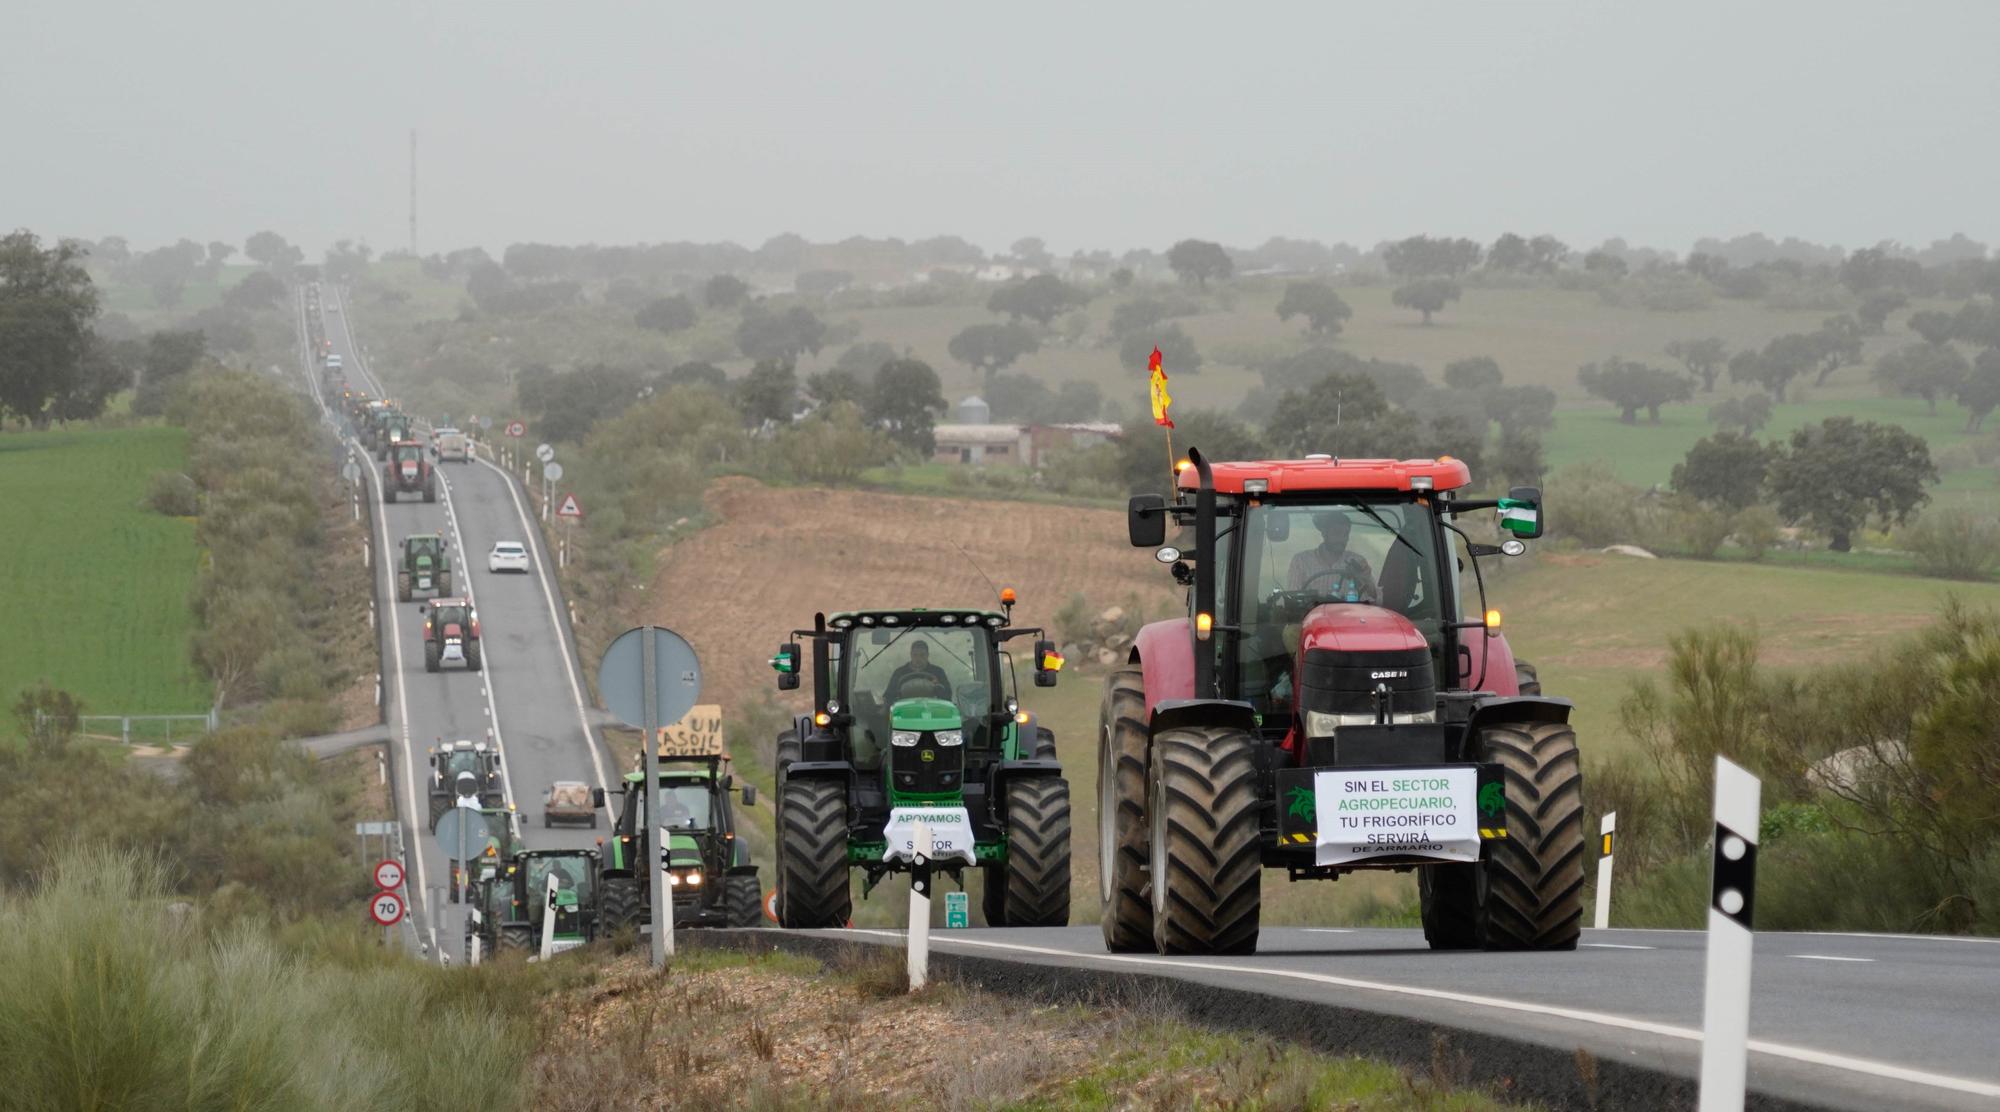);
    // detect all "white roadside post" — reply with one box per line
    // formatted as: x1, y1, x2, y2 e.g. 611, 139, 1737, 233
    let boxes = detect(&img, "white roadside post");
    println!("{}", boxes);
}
658, 824, 676, 958
907, 821, 933, 992
1699, 757, 1762, 1112
539, 870, 561, 960
1594, 811, 1617, 931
